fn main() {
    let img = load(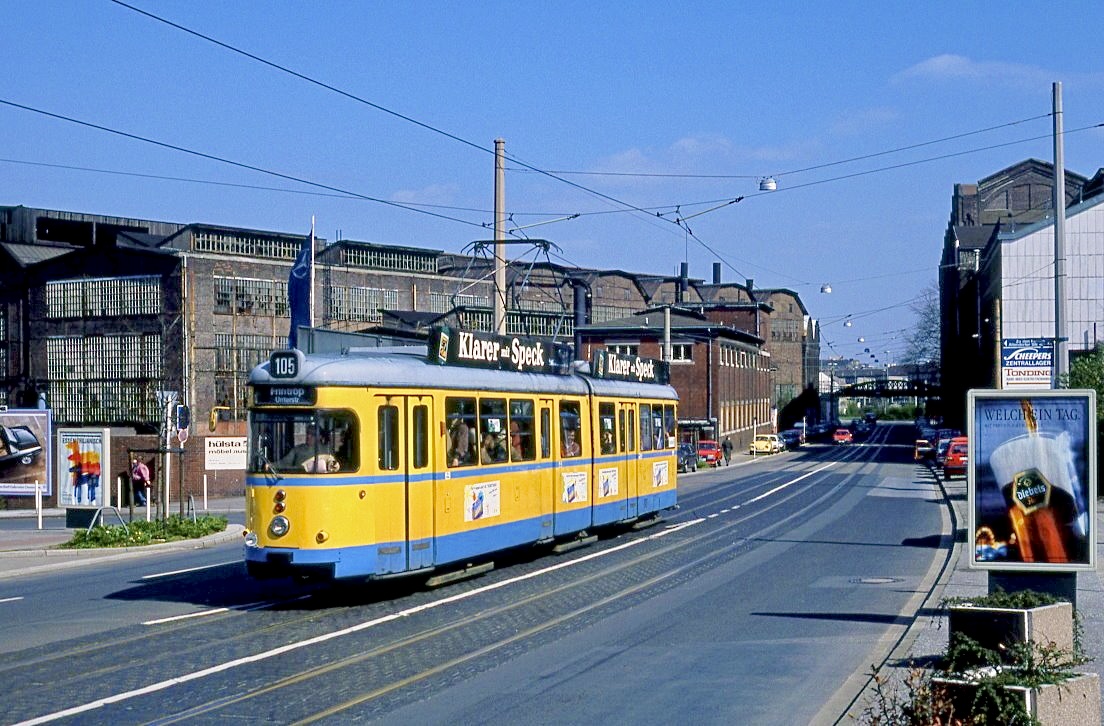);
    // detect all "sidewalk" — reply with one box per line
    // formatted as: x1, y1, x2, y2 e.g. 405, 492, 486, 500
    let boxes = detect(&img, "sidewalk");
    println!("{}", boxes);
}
0, 496, 246, 580
852, 472, 1104, 717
